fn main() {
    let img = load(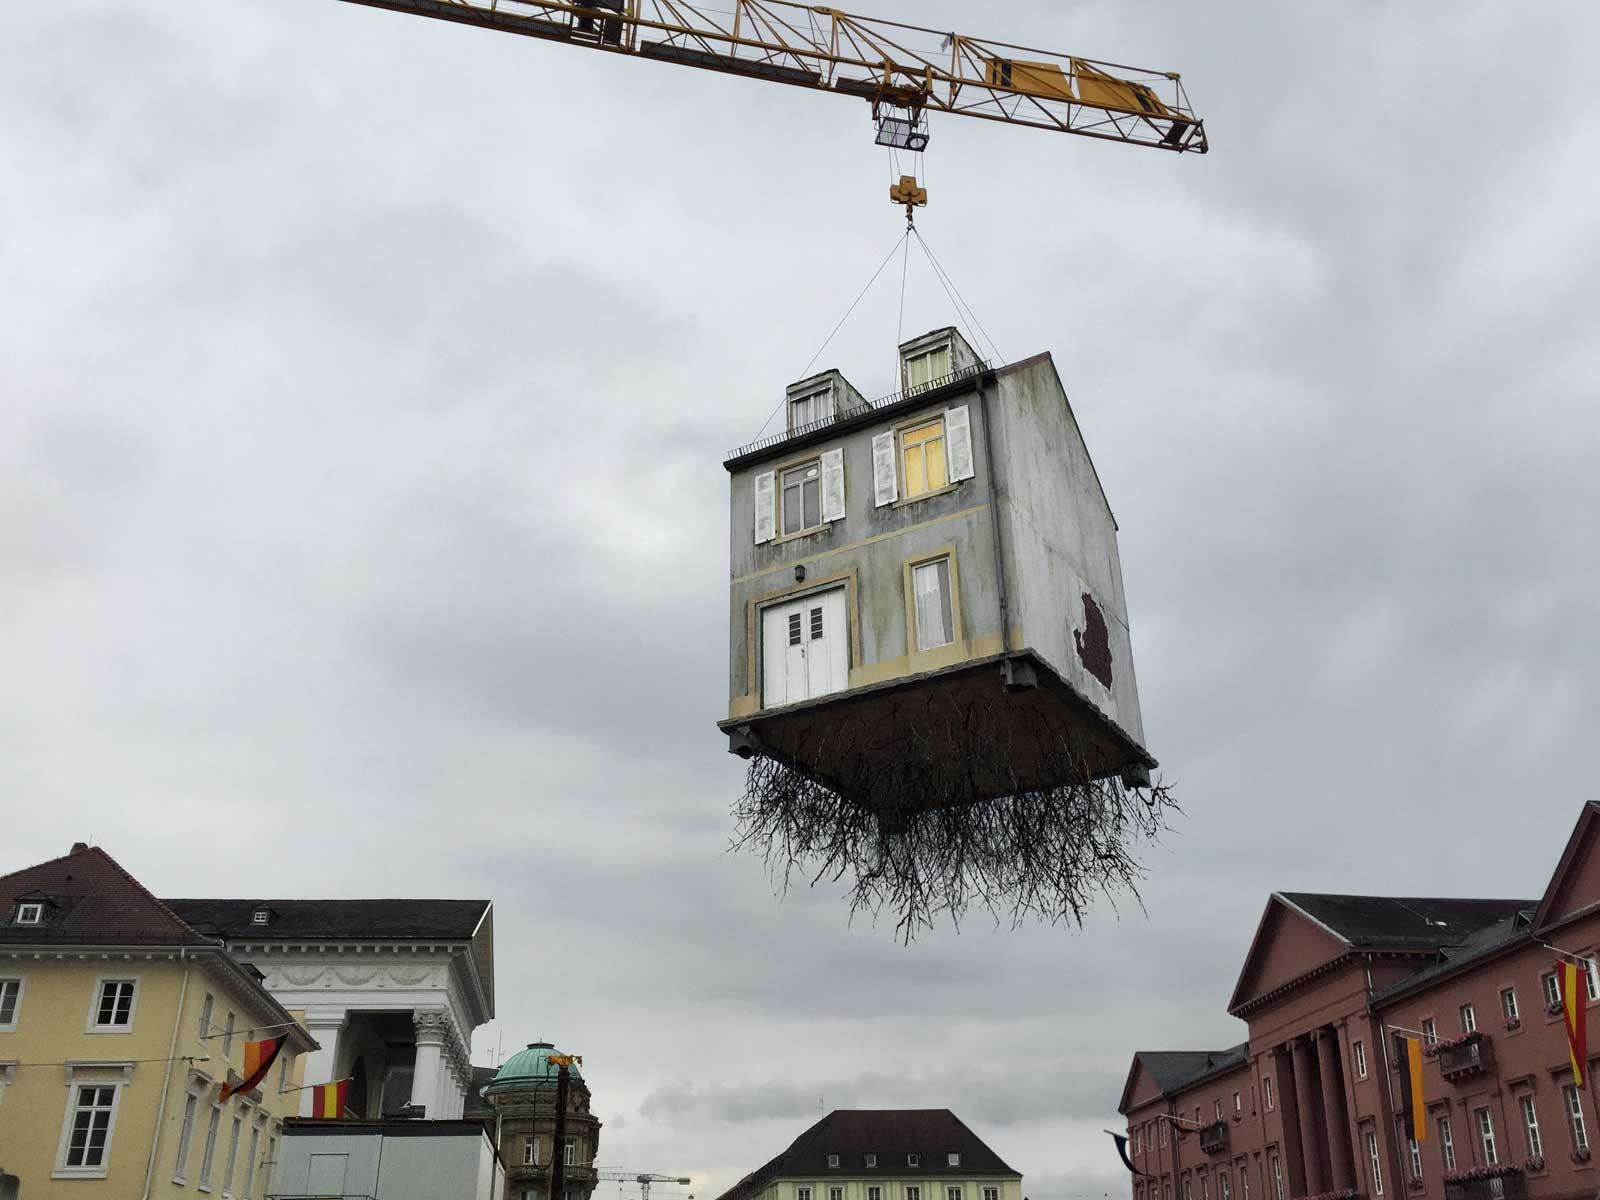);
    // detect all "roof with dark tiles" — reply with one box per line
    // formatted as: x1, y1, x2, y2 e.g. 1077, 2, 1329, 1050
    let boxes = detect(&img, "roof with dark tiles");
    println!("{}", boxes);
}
2, 845, 215, 946
164, 898, 490, 941
1130, 1045, 1251, 1097
716, 1110, 1019, 1200
1278, 893, 1534, 950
